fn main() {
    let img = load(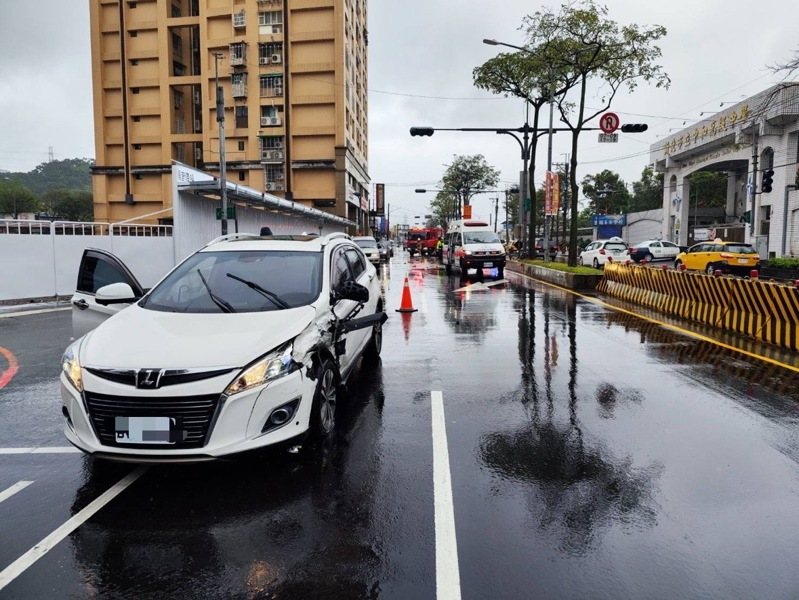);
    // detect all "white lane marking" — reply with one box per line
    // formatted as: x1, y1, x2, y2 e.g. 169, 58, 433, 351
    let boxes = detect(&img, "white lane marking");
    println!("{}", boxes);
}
0, 466, 147, 592
431, 391, 462, 600
0, 307, 70, 319
0, 447, 82, 455
0, 481, 34, 504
